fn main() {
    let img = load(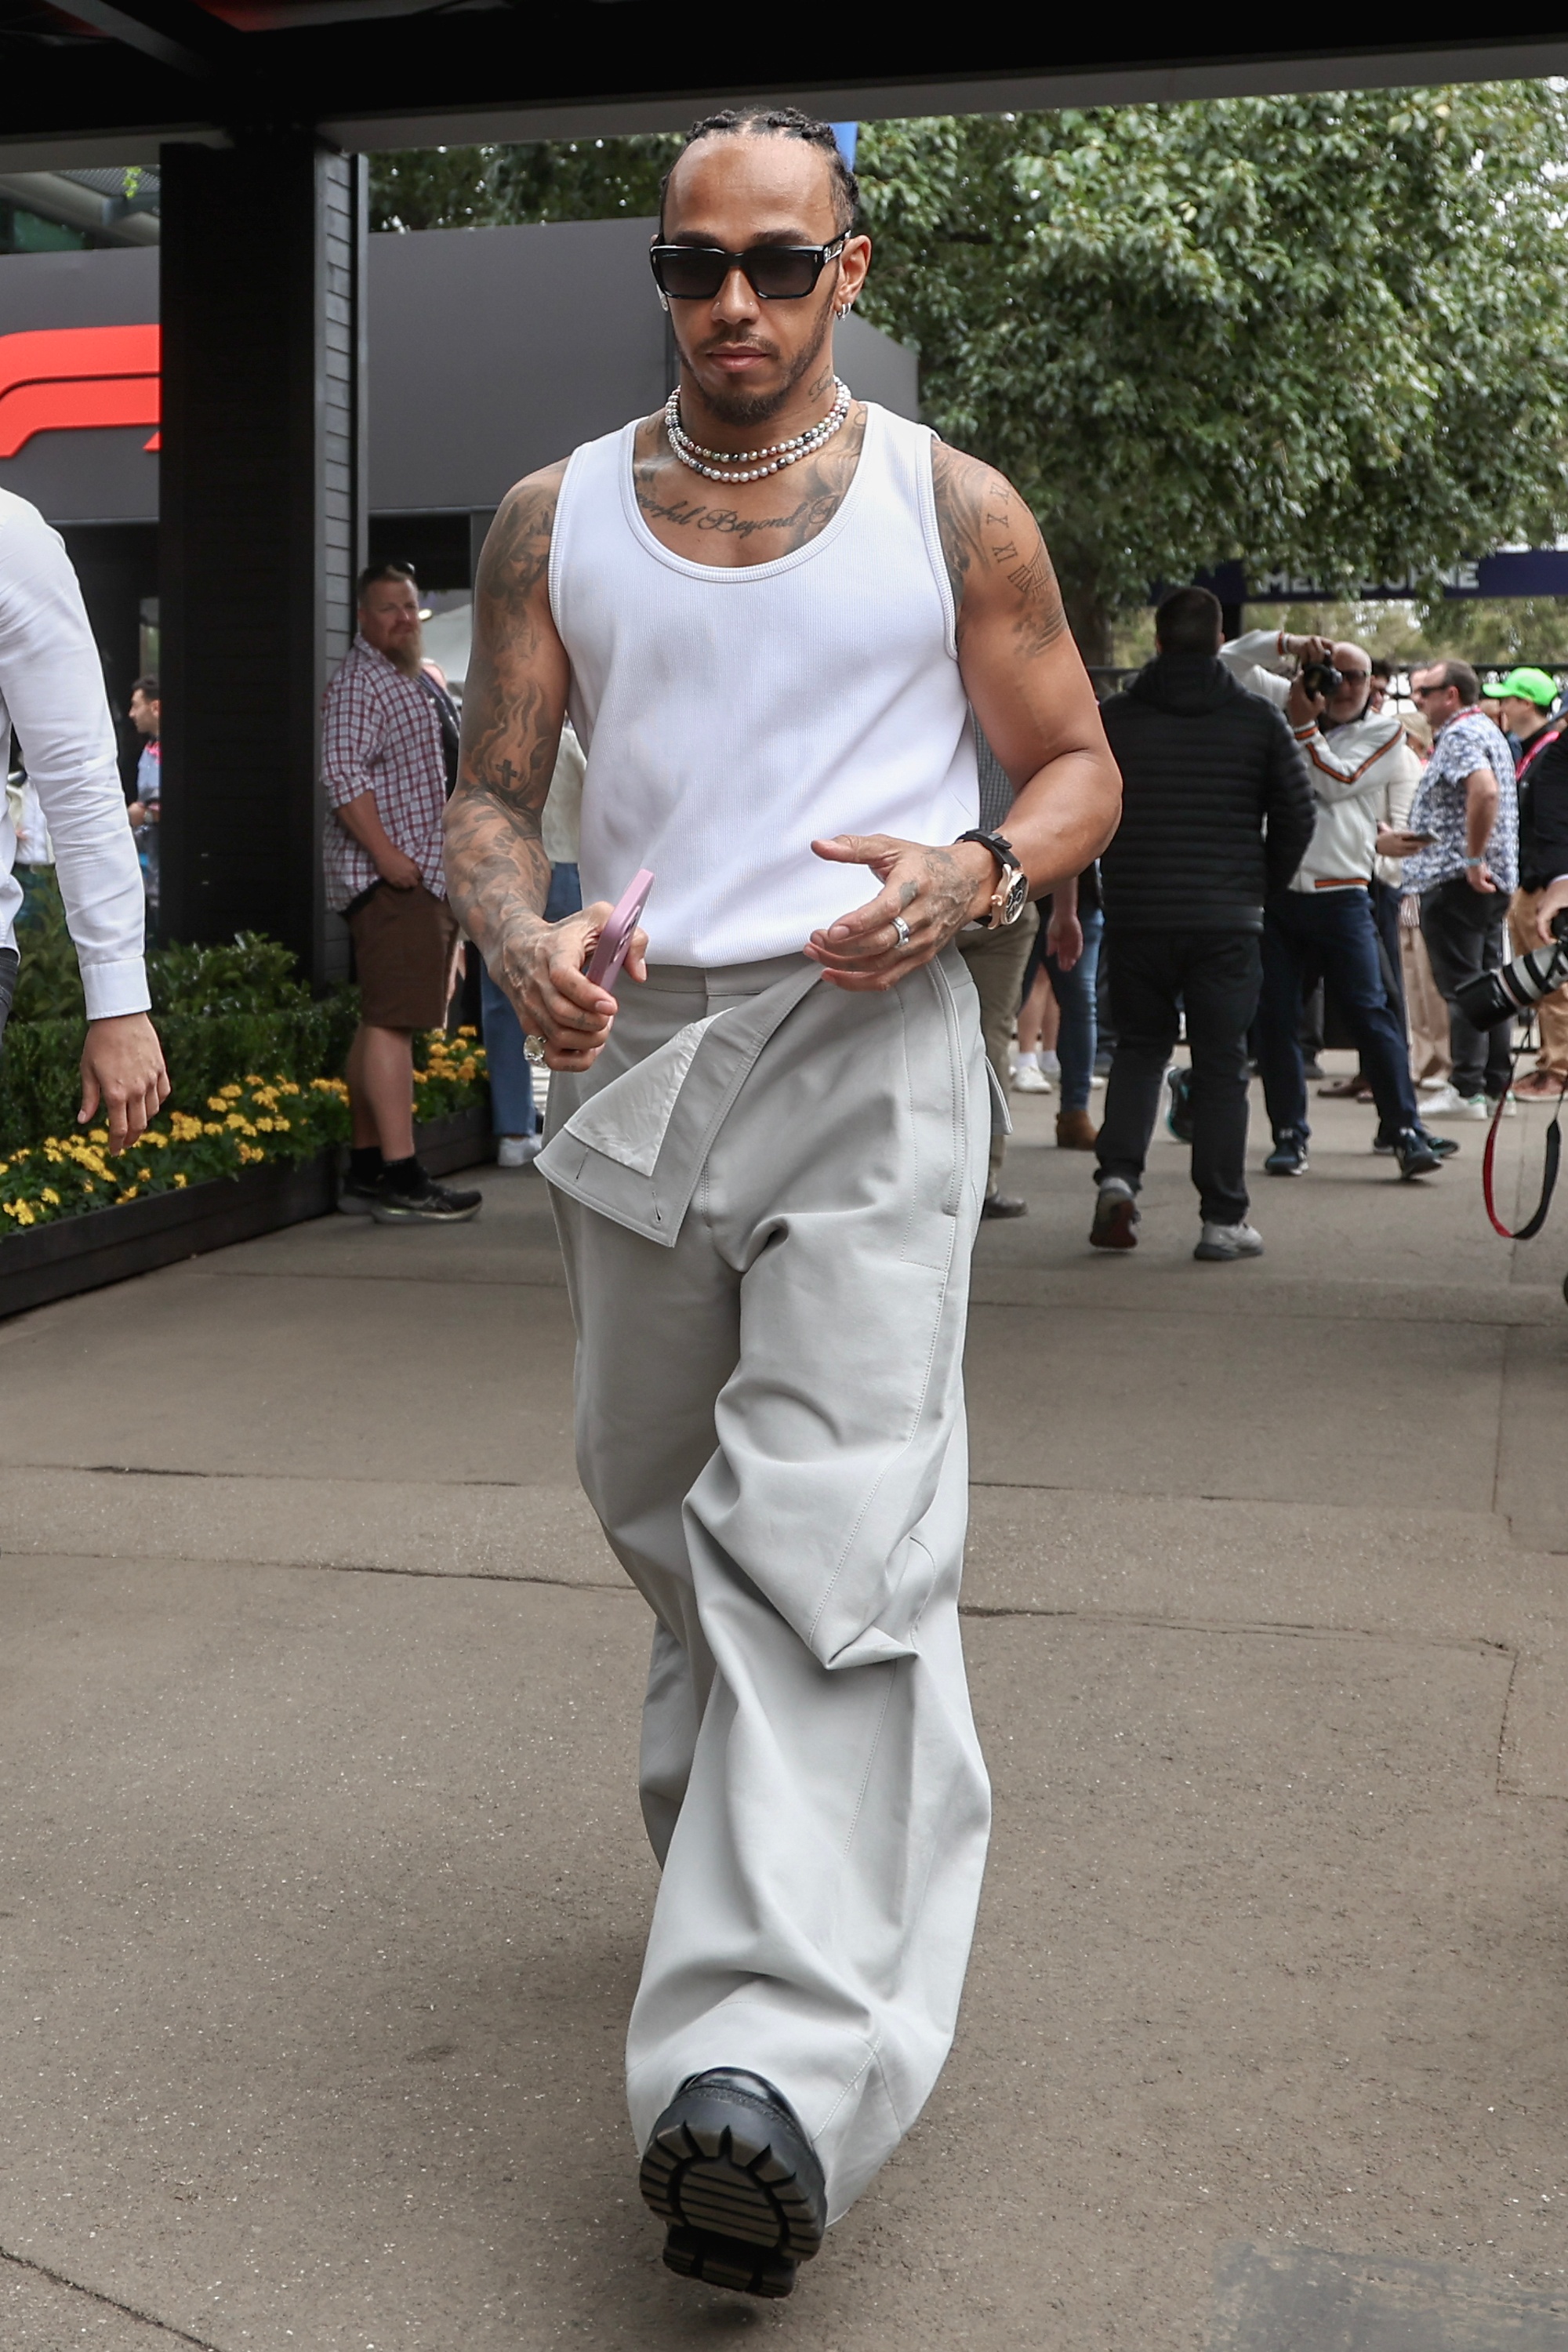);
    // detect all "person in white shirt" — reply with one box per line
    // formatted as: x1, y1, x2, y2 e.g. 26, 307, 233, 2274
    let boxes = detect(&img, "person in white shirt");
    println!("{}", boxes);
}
1218, 629, 1442, 1180
0, 489, 166, 1150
